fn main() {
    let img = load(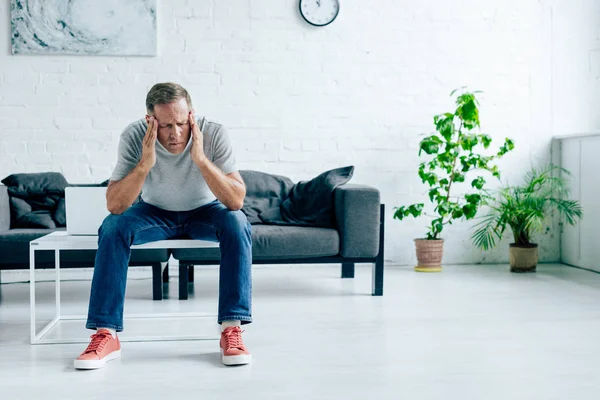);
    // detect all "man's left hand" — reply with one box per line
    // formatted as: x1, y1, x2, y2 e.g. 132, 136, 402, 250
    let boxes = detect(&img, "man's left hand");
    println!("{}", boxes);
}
189, 111, 206, 166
